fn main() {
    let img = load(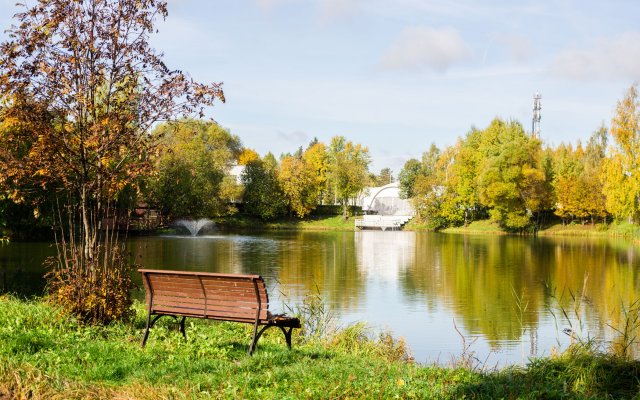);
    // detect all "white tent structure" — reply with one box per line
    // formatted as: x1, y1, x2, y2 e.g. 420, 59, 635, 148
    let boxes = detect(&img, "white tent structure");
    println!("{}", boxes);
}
355, 183, 414, 230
